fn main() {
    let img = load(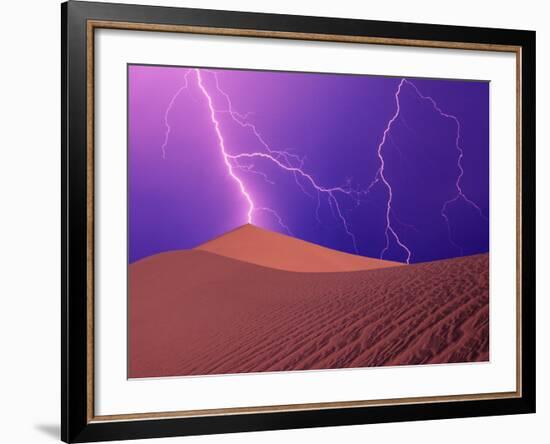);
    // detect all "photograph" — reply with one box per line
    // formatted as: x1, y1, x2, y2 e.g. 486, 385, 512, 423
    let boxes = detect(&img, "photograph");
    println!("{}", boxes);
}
128, 66, 490, 378
0, 0, 543, 442
54, 1, 537, 442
